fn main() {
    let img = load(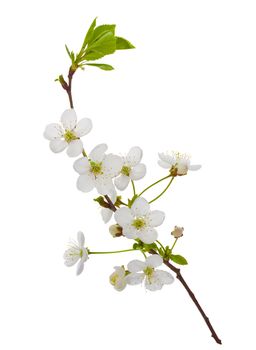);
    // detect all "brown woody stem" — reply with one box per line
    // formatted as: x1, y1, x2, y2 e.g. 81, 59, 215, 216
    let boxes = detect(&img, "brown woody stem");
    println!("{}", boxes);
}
150, 249, 222, 344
